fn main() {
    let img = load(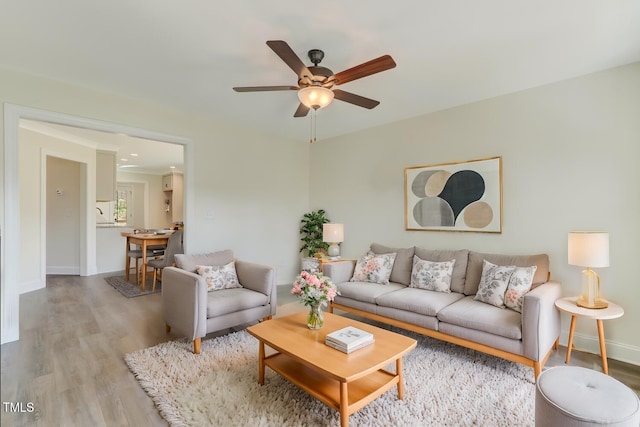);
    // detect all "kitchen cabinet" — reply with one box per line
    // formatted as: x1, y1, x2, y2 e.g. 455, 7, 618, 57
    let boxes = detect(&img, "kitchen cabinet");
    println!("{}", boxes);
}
96, 150, 116, 201
162, 172, 183, 223
162, 174, 174, 190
